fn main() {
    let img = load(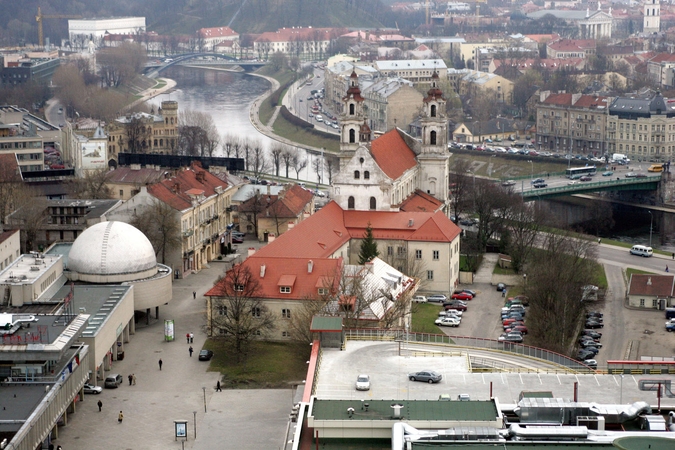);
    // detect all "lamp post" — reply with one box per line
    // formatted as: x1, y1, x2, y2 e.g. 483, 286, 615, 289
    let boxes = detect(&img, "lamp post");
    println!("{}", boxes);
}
523, 273, 527, 287
649, 211, 653, 247
527, 160, 533, 181
202, 386, 206, 413
193, 410, 197, 439
488, 154, 496, 178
